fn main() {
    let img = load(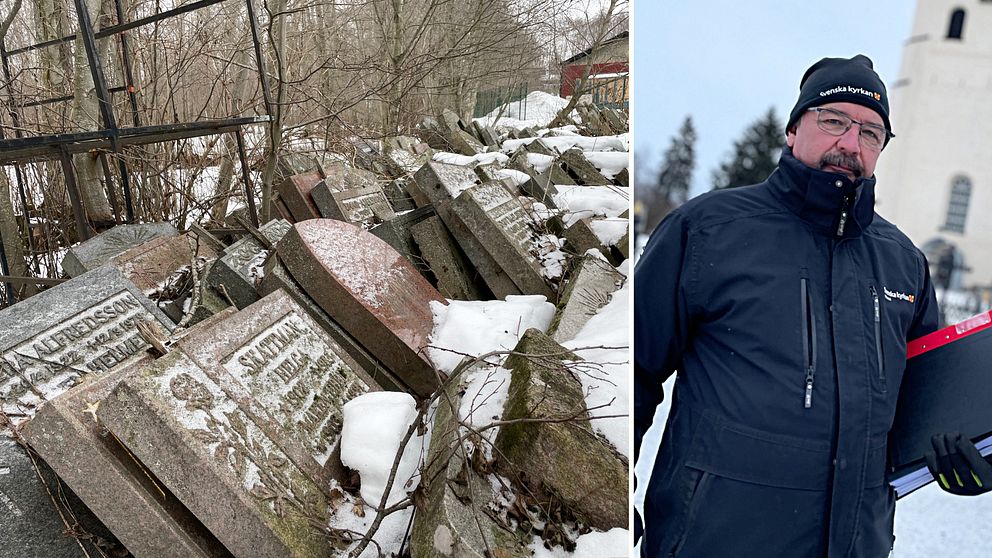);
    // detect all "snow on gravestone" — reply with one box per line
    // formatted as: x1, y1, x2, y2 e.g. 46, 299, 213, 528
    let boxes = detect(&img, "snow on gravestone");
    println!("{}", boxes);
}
97, 292, 367, 558
277, 219, 446, 398
21, 310, 240, 558
449, 182, 557, 300
178, 289, 379, 487
310, 183, 396, 225
412, 161, 521, 299
547, 254, 625, 344
0, 265, 174, 422
208, 219, 292, 309
61, 222, 178, 277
